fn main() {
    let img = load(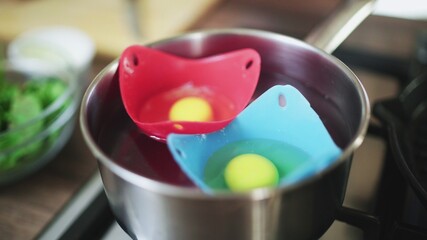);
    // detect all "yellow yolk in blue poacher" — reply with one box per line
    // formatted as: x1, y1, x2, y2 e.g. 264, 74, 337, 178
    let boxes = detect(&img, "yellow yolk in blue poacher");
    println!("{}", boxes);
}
224, 153, 279, 192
